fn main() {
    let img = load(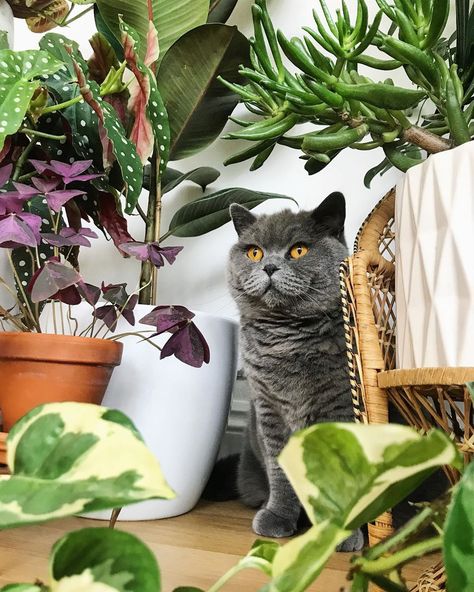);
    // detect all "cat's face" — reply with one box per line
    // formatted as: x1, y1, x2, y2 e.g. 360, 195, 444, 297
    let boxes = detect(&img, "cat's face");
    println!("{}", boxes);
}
227, 192, 348, 317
